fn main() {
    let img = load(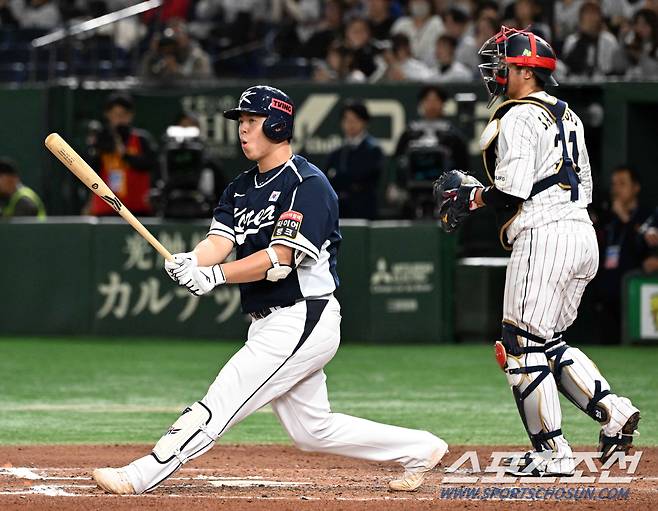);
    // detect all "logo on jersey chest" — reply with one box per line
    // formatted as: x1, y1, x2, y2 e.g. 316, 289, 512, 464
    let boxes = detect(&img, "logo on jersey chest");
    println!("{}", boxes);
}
269, 191, 281, 202
234, 204, 277, 244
